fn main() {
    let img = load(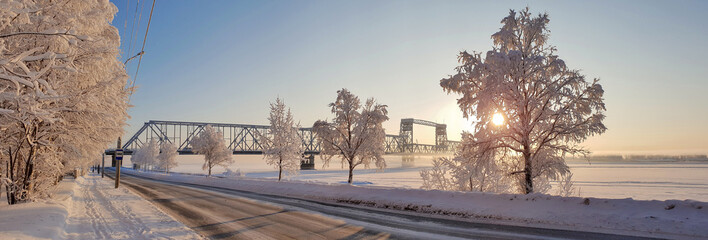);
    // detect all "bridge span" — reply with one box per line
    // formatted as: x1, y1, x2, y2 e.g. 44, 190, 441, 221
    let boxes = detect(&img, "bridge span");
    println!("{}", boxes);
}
106, 119, 459, 155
